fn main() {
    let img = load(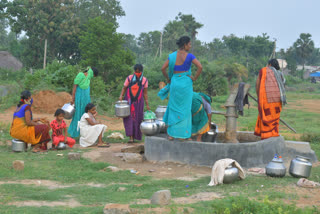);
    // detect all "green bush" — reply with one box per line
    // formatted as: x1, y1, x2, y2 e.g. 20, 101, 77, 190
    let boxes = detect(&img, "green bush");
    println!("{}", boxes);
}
0, 68, 27, 83
24, 69, 53, 91
301, 133, 320, 143
50, 63, 82, 93
195, 196, 317, 214
0, 81, 21, 110
194, 60, 229, 96
285, 75, 304, 86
